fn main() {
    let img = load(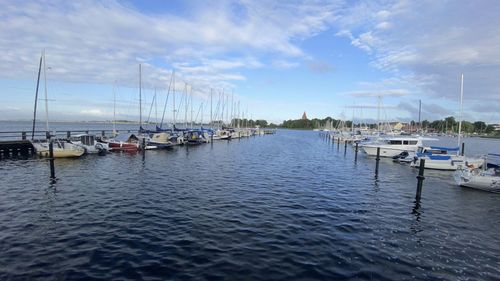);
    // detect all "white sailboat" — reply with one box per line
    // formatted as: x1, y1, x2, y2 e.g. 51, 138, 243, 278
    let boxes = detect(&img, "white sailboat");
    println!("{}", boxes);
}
30, 50, 85, 158
411, 74, 483, 170
455, 154, 500, 192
